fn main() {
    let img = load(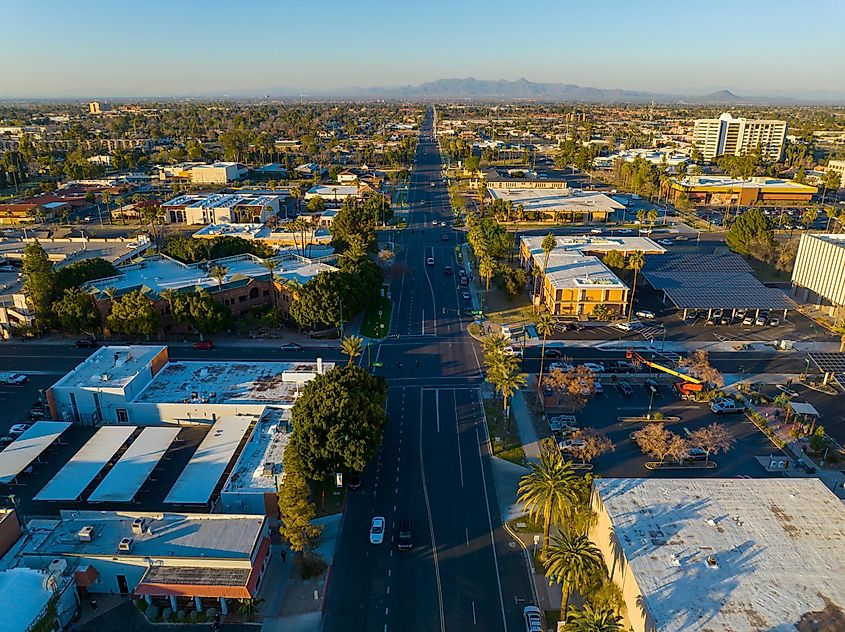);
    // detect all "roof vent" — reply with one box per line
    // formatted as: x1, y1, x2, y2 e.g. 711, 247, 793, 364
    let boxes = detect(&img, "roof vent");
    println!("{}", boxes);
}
131, 518, 146, 535
670, 553, 681, 567
706, 555, 719, 569
77, 526, 95, 542
118, 537, 133, 552
706, 517, 718, 527
100, 373, 111, 382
